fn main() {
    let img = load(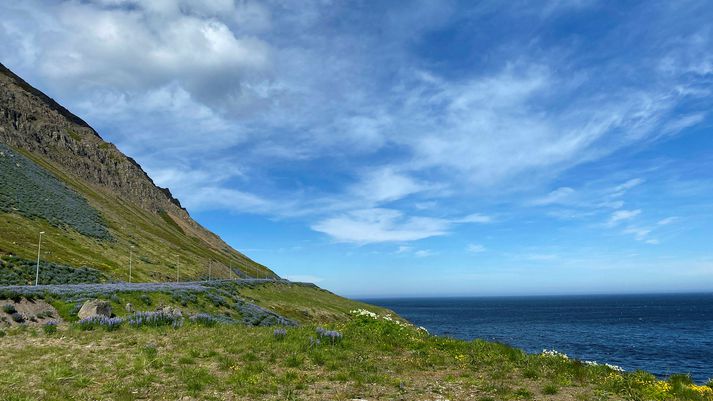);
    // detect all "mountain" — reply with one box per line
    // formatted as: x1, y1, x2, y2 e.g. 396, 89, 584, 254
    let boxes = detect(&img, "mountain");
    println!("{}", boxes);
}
0, 62, 274, 283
